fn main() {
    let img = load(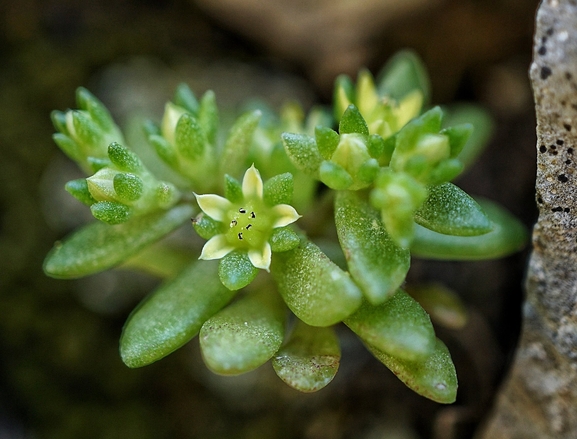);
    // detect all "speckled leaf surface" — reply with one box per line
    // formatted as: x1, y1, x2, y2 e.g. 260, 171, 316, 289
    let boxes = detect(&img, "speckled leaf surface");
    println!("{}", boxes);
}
335, 190, 410, 304
271, 239, 363, 327
44, 204, 194, 278
411, 198, 527, 260
272, 321, 340, 392
120, 260, 235, 368
414, 183, 492, 236
367, 338, 457, 404
199, 289, 286, 375
344, 290, 435, 362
